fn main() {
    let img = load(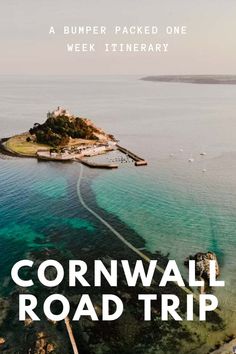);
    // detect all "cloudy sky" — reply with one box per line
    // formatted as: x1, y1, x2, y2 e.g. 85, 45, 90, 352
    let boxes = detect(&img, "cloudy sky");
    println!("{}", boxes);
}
0, 0, 236, 75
